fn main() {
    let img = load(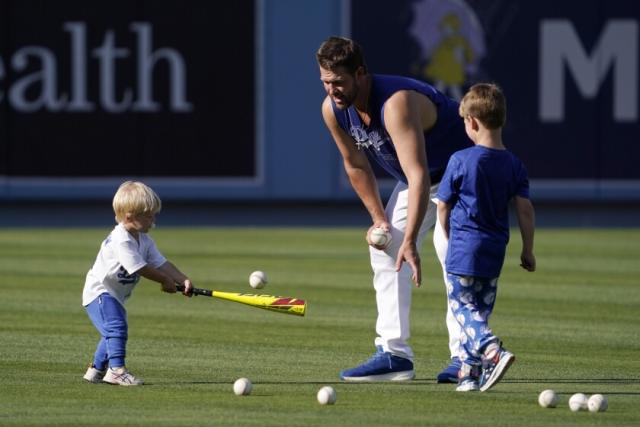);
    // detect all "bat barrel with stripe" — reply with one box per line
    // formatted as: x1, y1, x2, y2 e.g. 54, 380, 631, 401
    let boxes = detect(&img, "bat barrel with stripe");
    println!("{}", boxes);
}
176, 285, 306, 317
